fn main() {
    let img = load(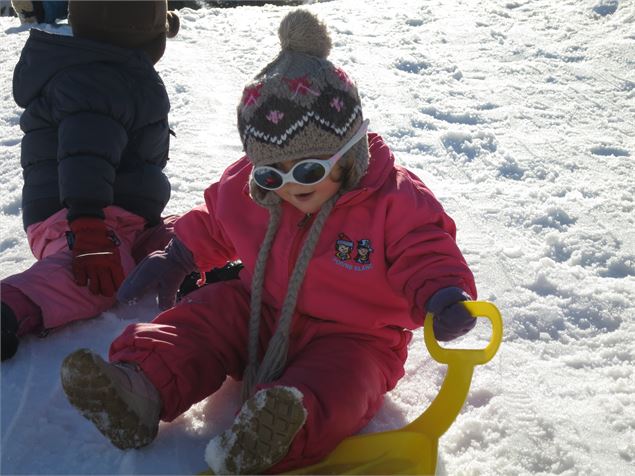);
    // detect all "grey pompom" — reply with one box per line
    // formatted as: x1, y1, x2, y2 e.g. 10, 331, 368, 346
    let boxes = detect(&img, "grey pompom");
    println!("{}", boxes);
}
278, 10, 332, 58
